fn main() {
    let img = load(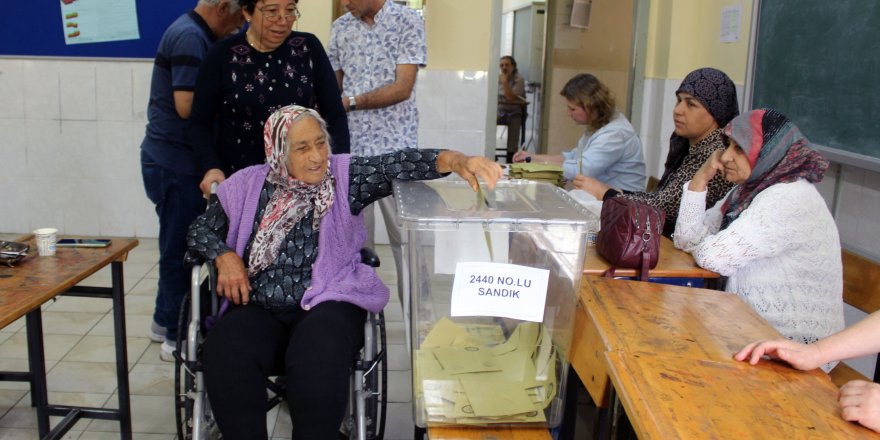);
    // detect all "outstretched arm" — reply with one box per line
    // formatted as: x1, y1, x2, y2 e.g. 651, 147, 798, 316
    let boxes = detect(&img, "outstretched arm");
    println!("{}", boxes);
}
436, 151, 503, 191
735, 310, 880, 369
